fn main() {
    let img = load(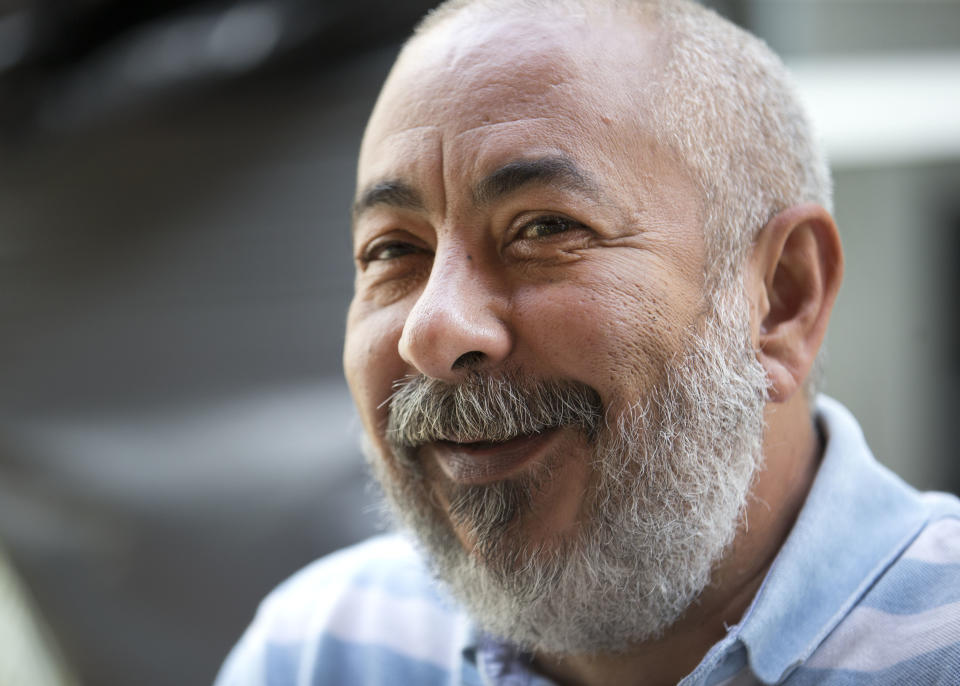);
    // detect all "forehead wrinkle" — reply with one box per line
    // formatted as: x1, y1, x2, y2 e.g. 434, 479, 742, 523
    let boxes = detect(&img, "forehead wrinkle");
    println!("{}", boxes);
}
451, 116, 562, 140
